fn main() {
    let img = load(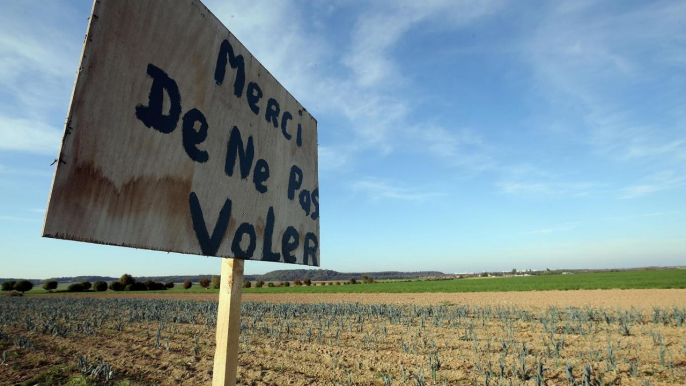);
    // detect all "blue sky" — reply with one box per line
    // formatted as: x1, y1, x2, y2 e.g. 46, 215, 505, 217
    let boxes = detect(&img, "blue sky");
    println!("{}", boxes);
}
1, 0, 684, 279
